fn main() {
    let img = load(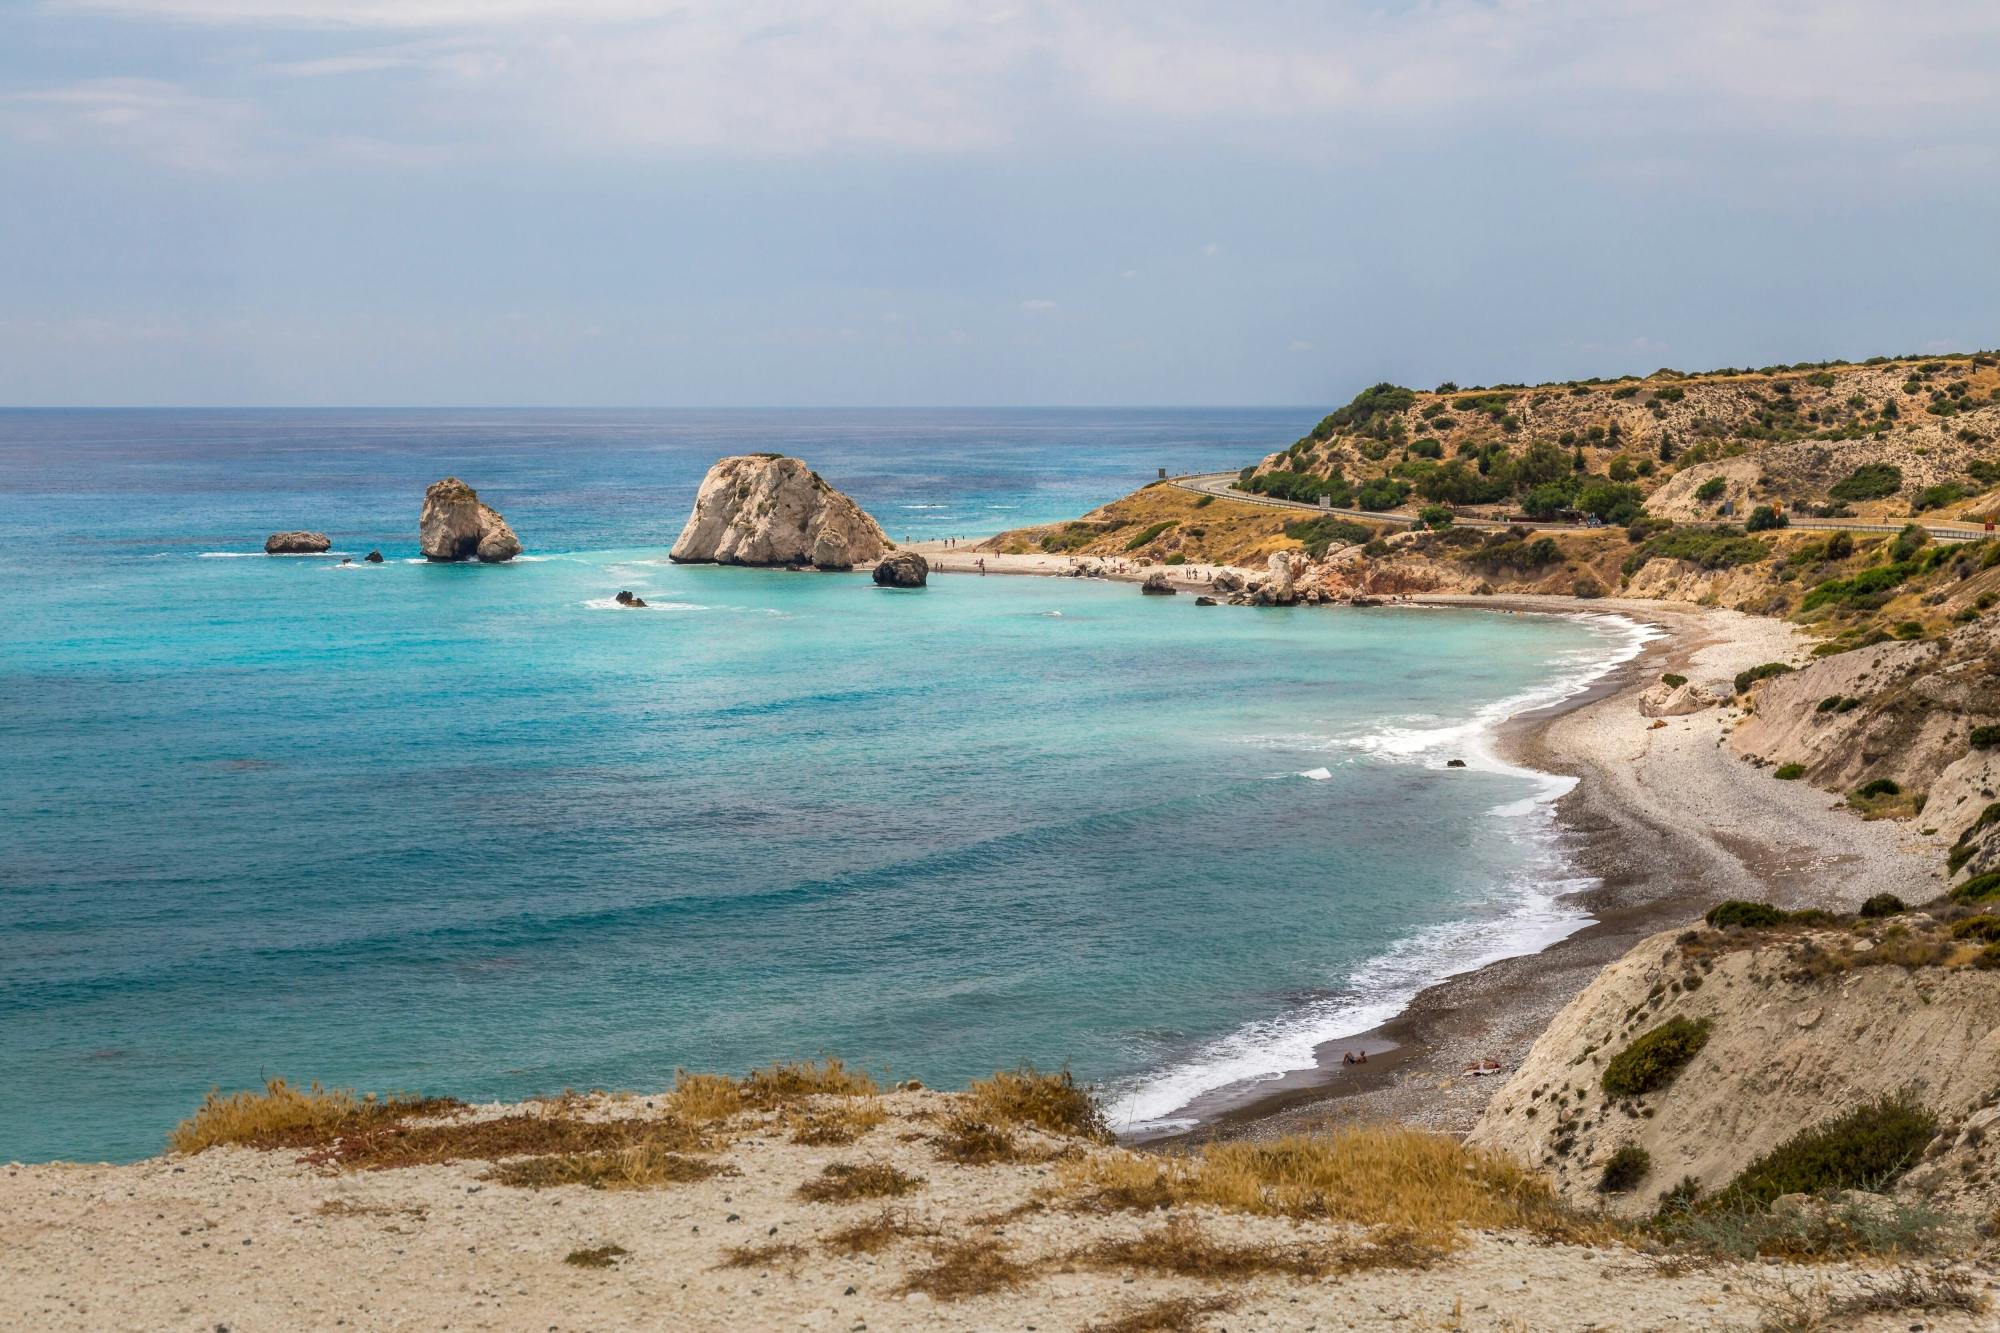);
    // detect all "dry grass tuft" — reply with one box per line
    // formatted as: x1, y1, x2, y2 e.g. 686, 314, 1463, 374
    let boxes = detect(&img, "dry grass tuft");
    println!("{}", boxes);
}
168, 1078, 459, 1155
563, 1244, 629, 1269
819, 1208, 934, 1256
1075, 1217, 1439, 1282
795, 1161, 926, 1204
1082, 1295, 1236, 1333
319, 1112, 715, 1171
1756, 1267, 1986, 1332
313, 1199, 427, 1222
785, 1100, 886, 1146
931, 1114, 1068, 1166
1059, 1126, 1604, 1247
664, 1072, 744, 1122
896, 1238, 1037, 1301
487, 1144, 733, 1191
718, 1241, 809, 1271
742, 1058, 878, 1107
963, 1066, 1111, 1141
